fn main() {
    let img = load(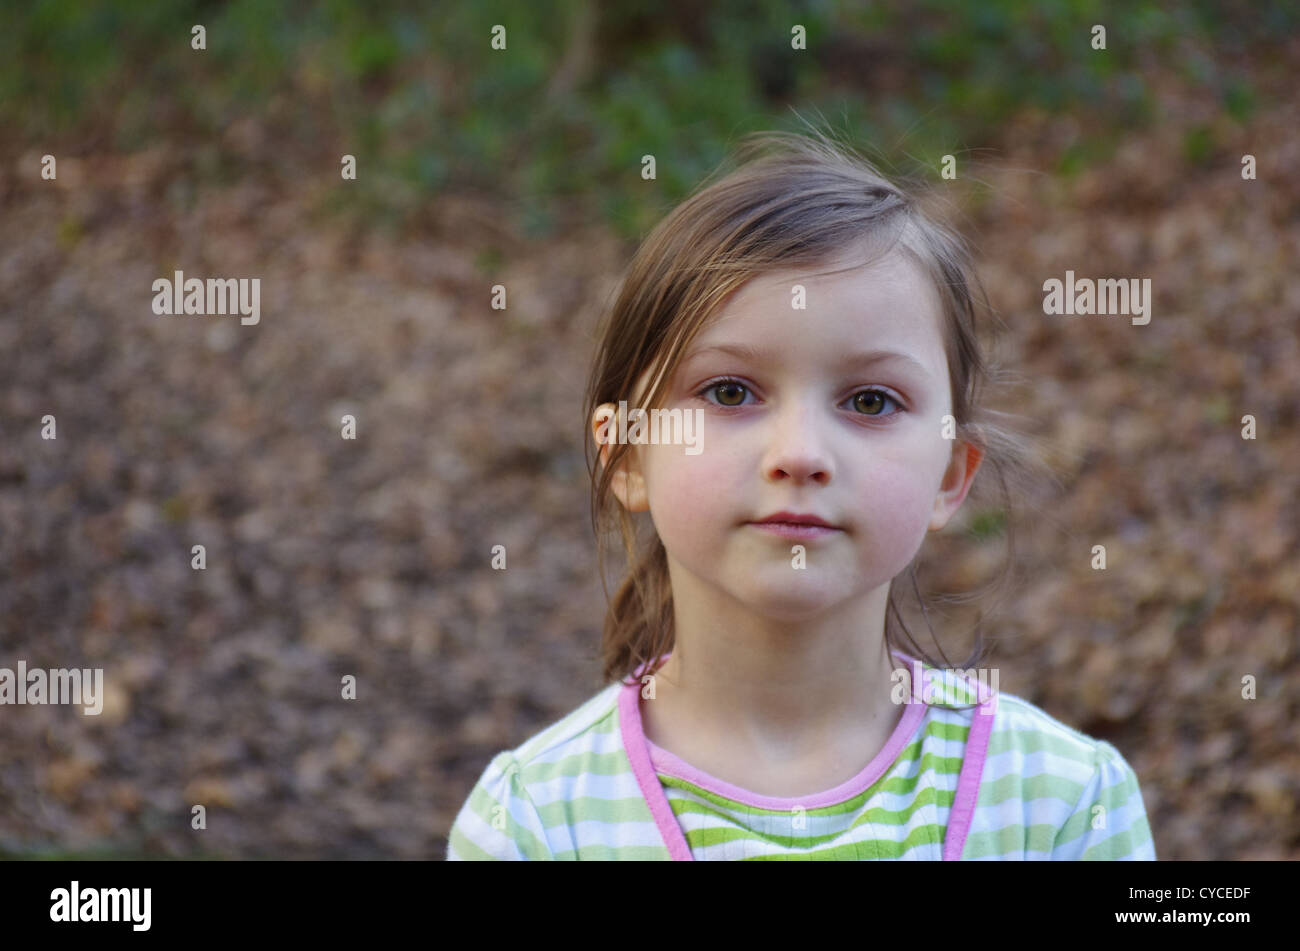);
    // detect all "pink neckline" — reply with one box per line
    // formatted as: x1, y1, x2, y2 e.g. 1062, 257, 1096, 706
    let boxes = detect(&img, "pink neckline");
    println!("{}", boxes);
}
640, 663, 927, 810
616, 649, 997, 861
